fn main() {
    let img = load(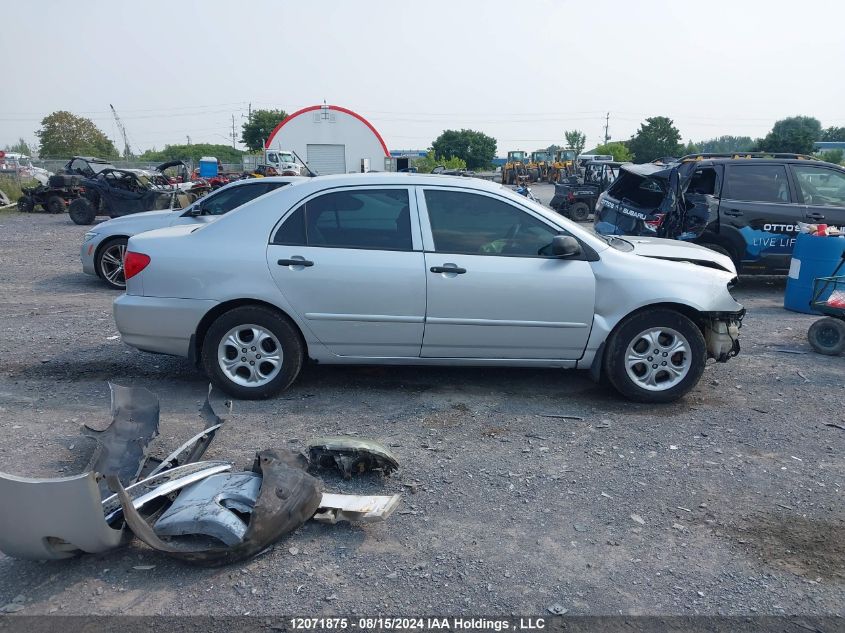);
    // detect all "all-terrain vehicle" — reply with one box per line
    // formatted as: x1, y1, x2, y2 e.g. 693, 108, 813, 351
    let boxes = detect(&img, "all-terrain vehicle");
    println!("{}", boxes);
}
550, 161, 626, 221
68, 168, 186, 225
17, 174, 86, 213
17, 156, 115, 214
